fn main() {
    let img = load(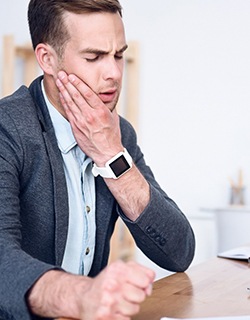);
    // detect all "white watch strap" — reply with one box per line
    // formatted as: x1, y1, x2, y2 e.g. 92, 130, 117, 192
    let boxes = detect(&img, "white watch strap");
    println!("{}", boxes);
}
92, 163, 114, 178
92, 148, 132, 179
